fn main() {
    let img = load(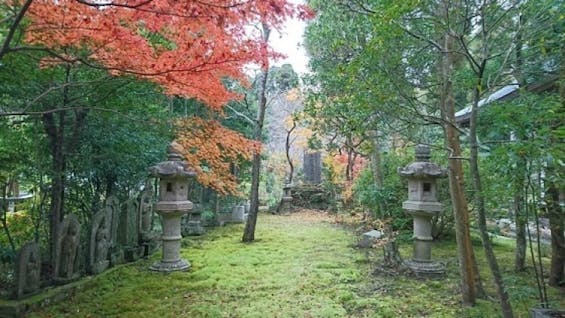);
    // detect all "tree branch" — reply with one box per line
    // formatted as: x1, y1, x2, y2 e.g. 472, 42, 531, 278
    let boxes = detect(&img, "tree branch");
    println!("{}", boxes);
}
224, 104, 256, 126
74, 0, 153, 8
0, 0, 34, 60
